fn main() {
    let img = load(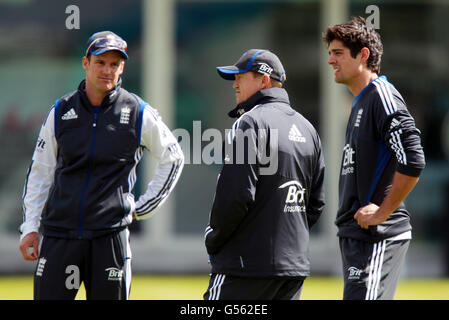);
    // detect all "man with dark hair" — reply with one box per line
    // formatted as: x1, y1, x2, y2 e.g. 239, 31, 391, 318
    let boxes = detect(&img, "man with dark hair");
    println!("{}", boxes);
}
322, 18, 425, 300
19, 31, 184, 299
204, 49, 325, 300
